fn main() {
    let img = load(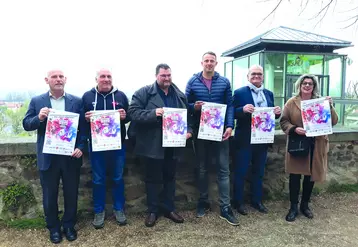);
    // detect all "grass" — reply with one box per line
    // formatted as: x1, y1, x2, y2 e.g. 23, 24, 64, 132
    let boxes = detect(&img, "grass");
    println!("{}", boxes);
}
1, 193, 358, 247
326, 183, 358, 193
3, 217, 46, 229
